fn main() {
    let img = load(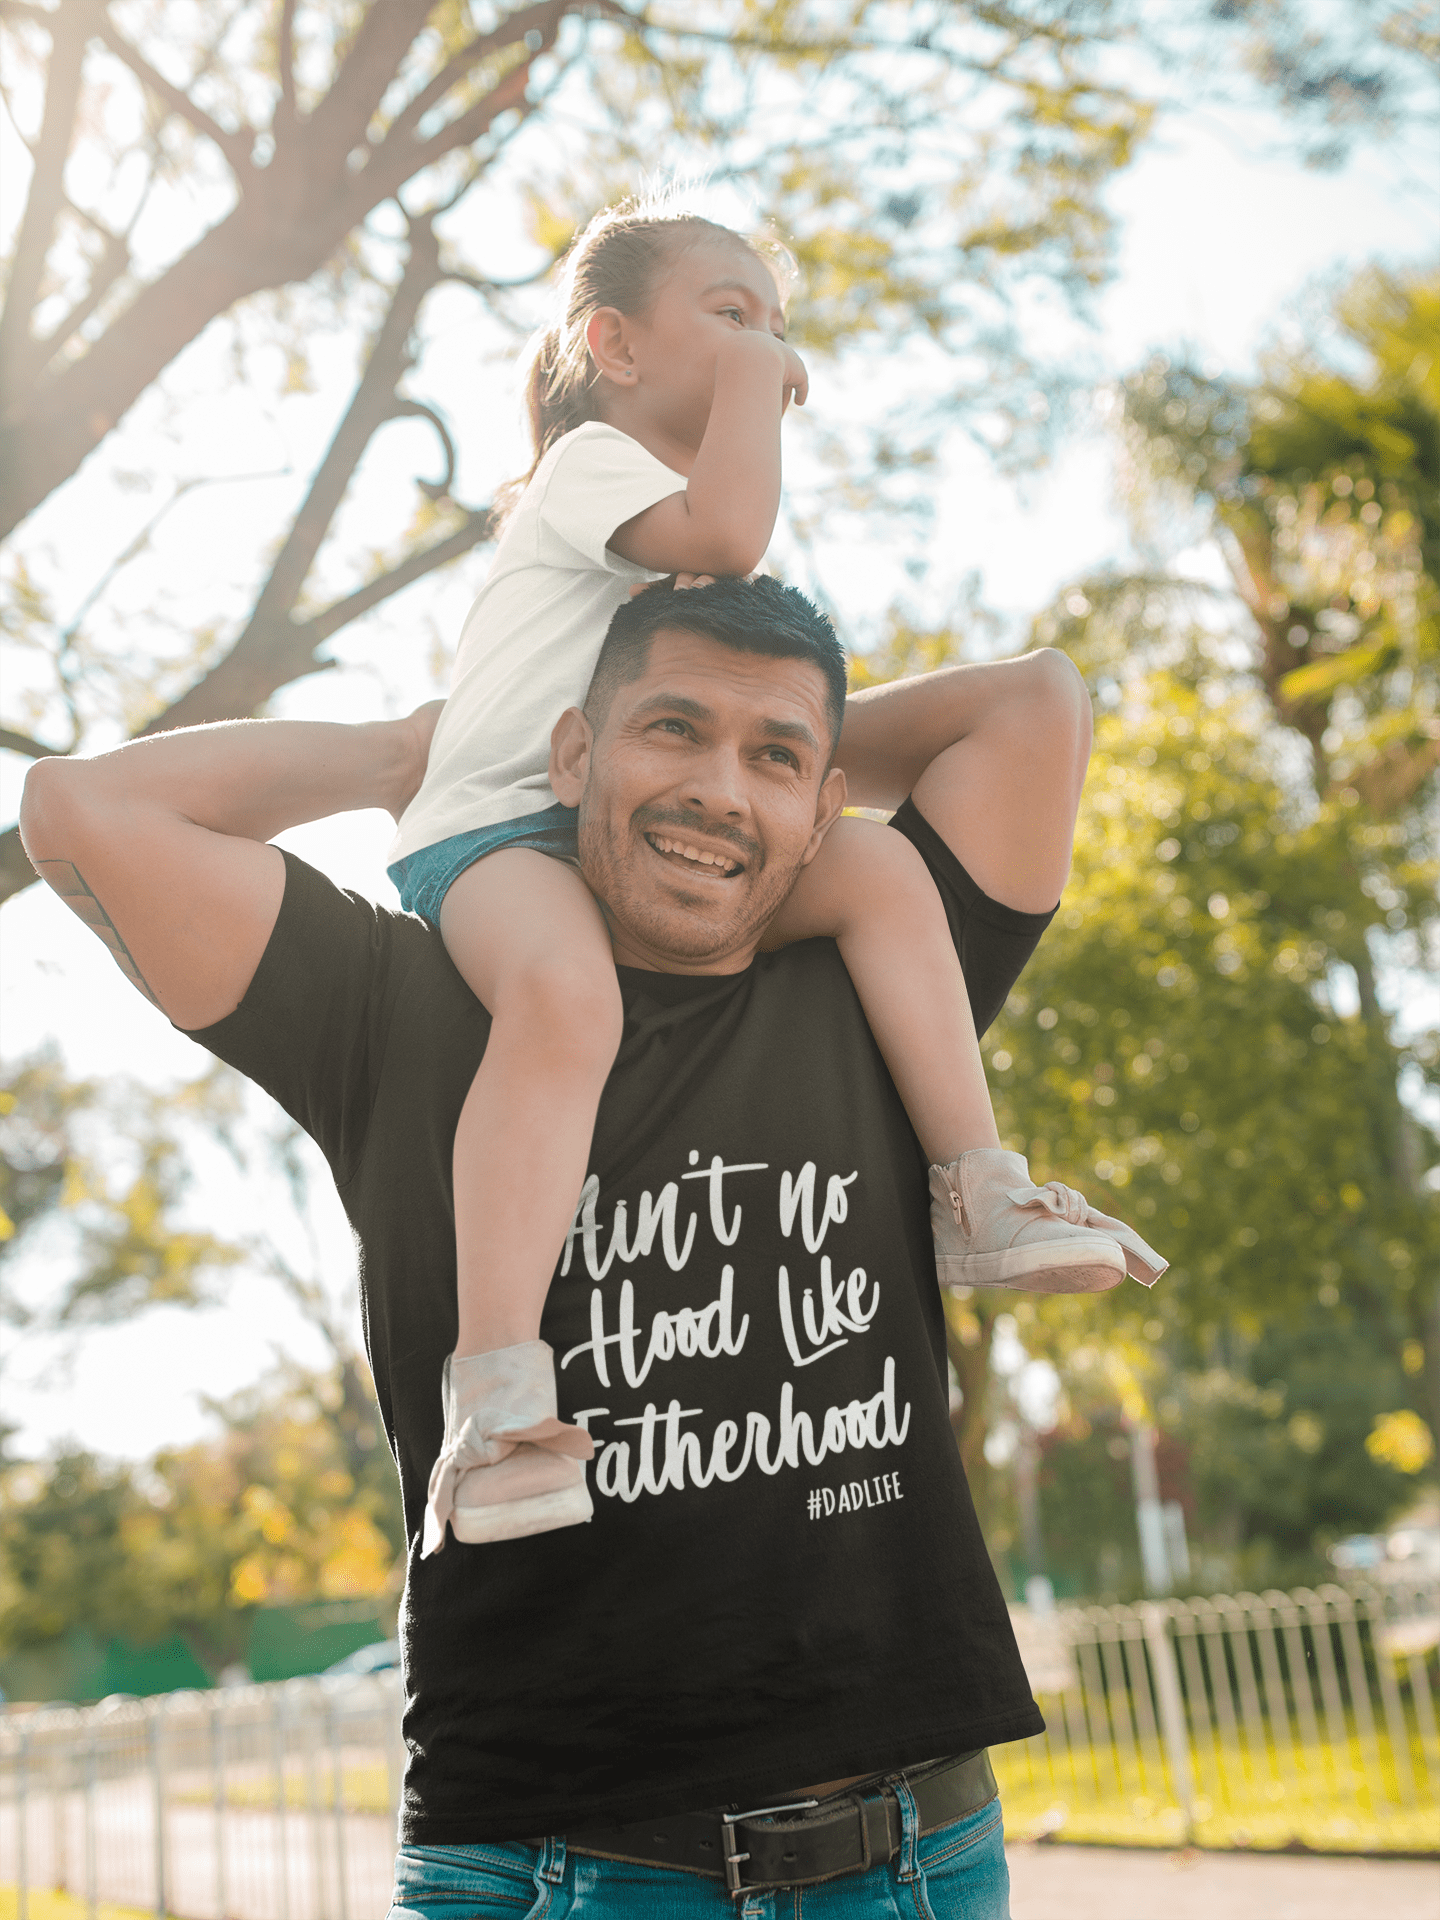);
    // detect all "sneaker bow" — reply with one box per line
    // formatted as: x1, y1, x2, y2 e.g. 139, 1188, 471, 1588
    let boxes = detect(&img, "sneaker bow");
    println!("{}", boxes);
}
1007, 1181, 1168, 1286
422, 1413, 593, 1557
